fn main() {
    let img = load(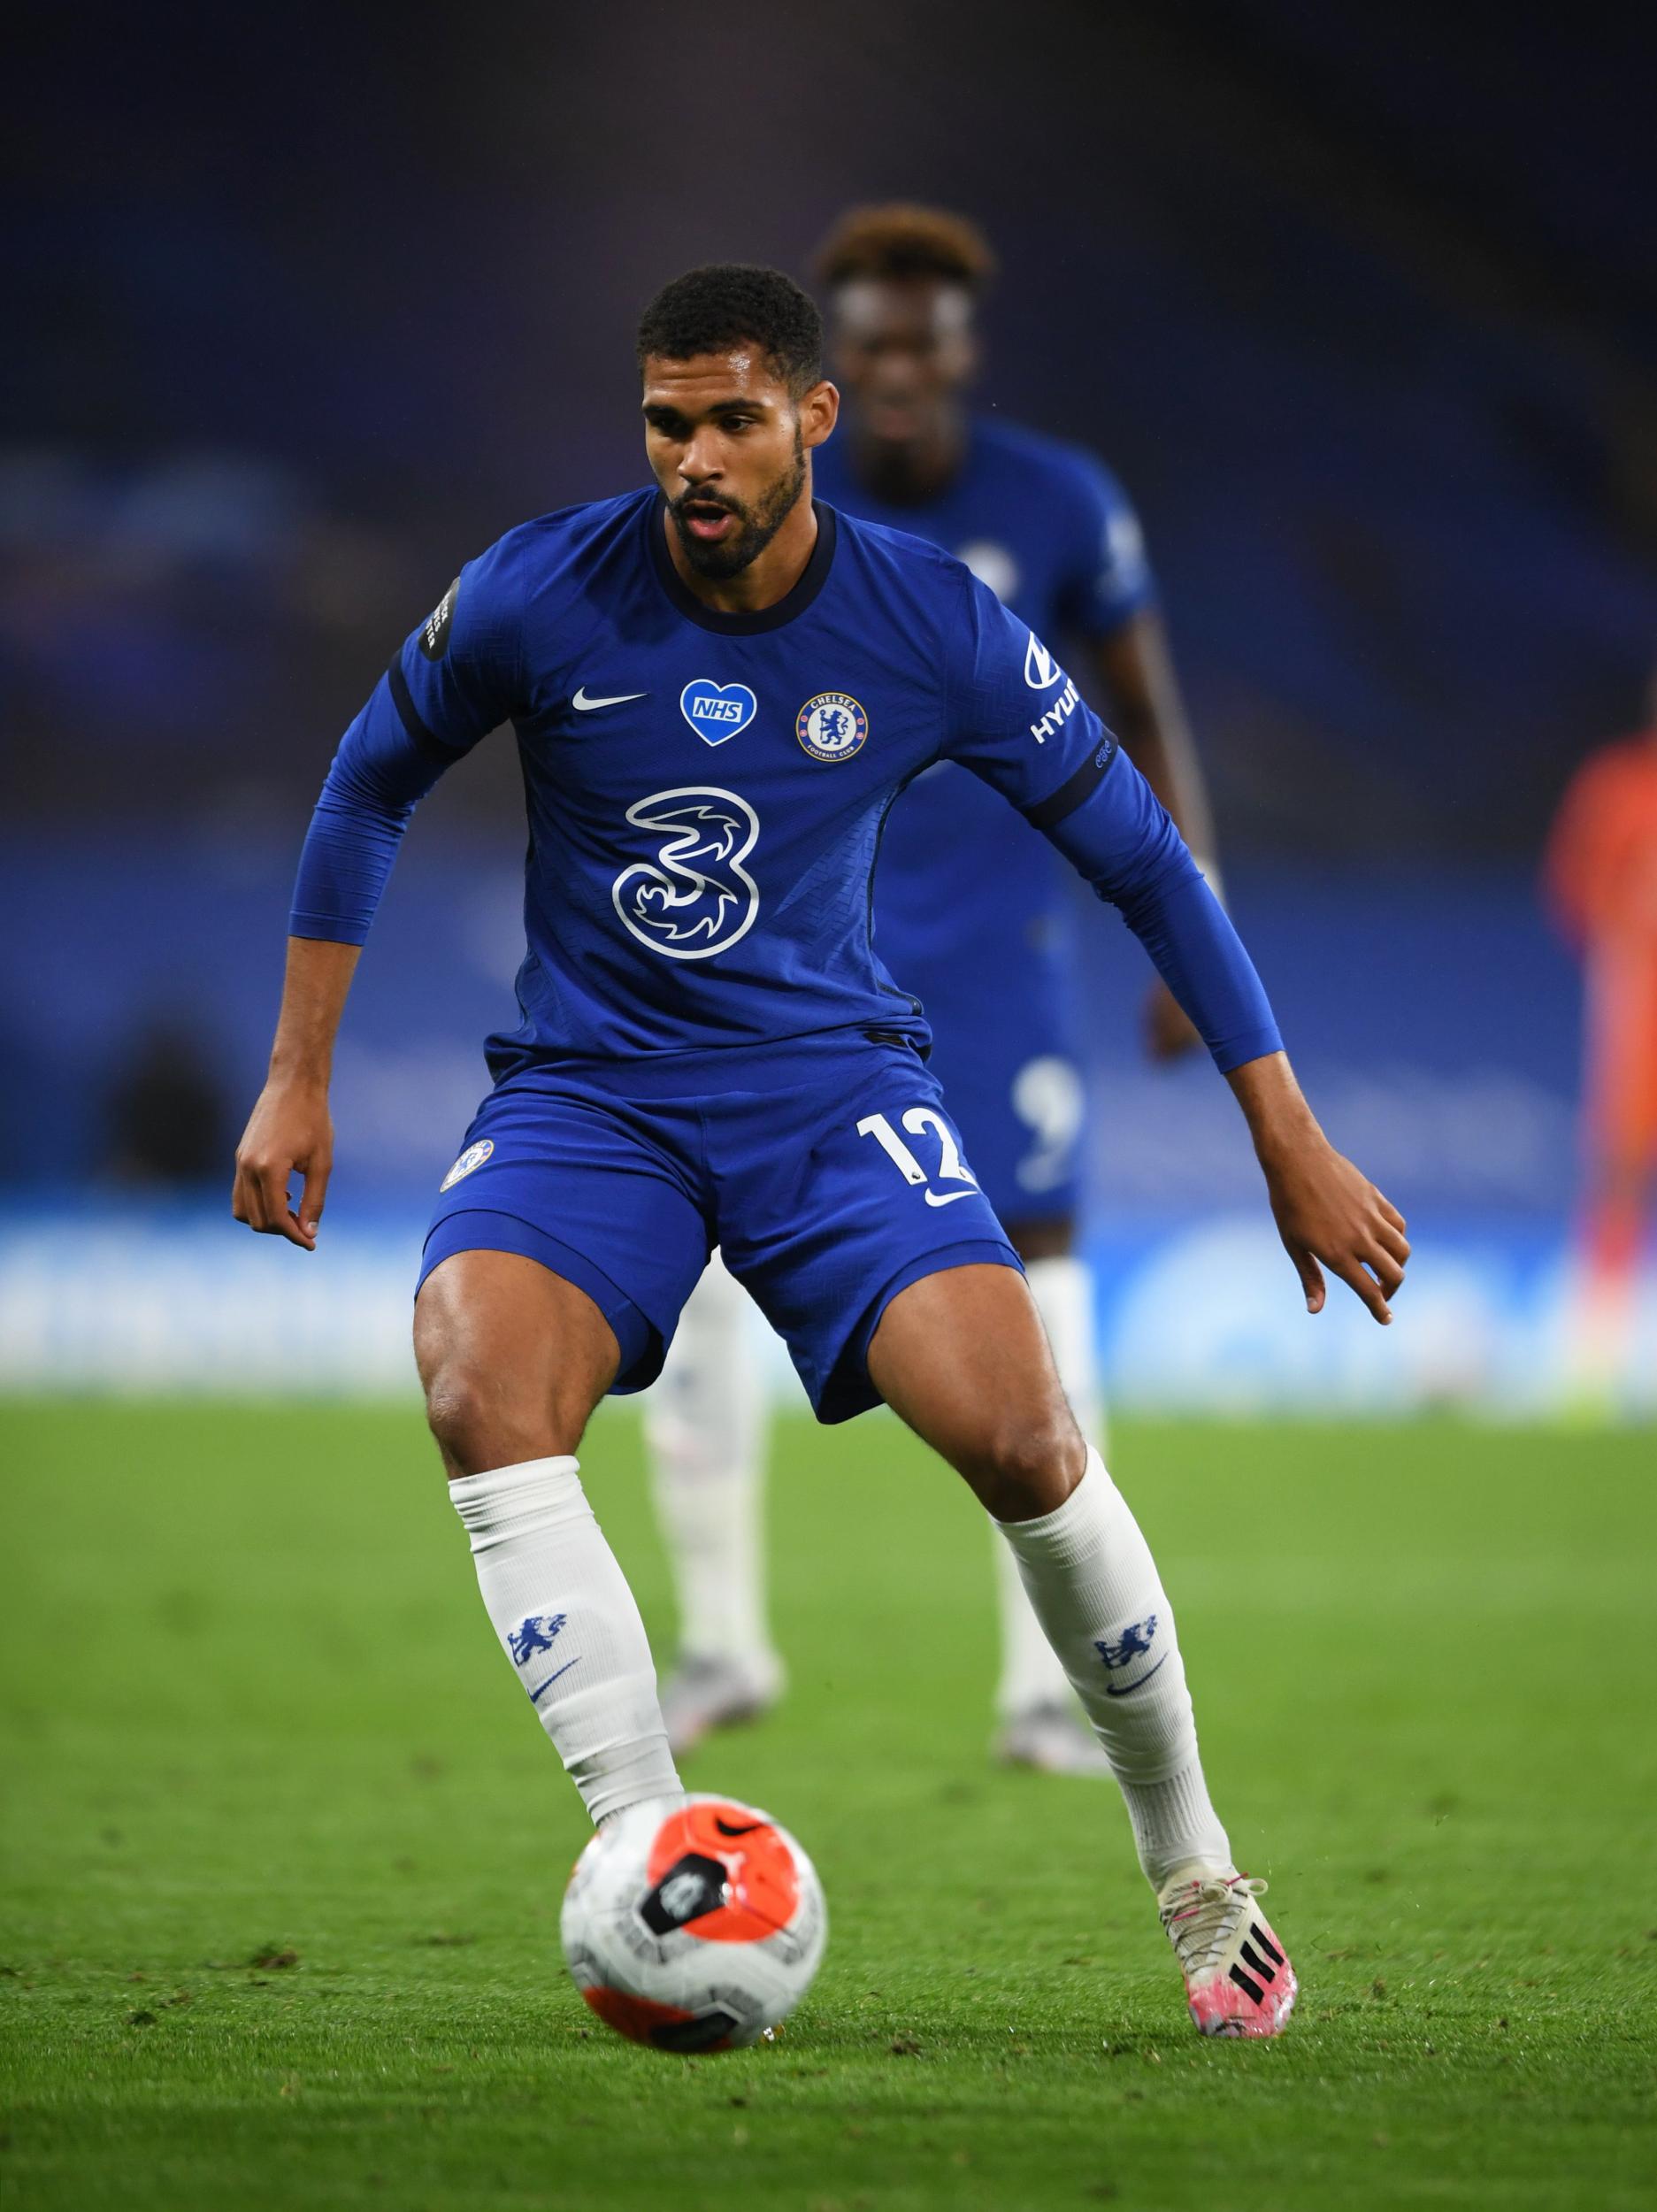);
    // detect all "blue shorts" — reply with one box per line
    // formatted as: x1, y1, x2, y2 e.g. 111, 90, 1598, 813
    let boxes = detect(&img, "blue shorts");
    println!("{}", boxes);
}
901, 941, 1086, 1227
418, 1034, 1020, 1423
